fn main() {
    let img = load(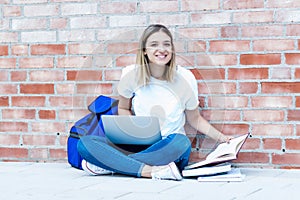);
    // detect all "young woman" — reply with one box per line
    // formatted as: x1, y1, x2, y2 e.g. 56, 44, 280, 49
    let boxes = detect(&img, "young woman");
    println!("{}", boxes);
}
77, 24, 231, 181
